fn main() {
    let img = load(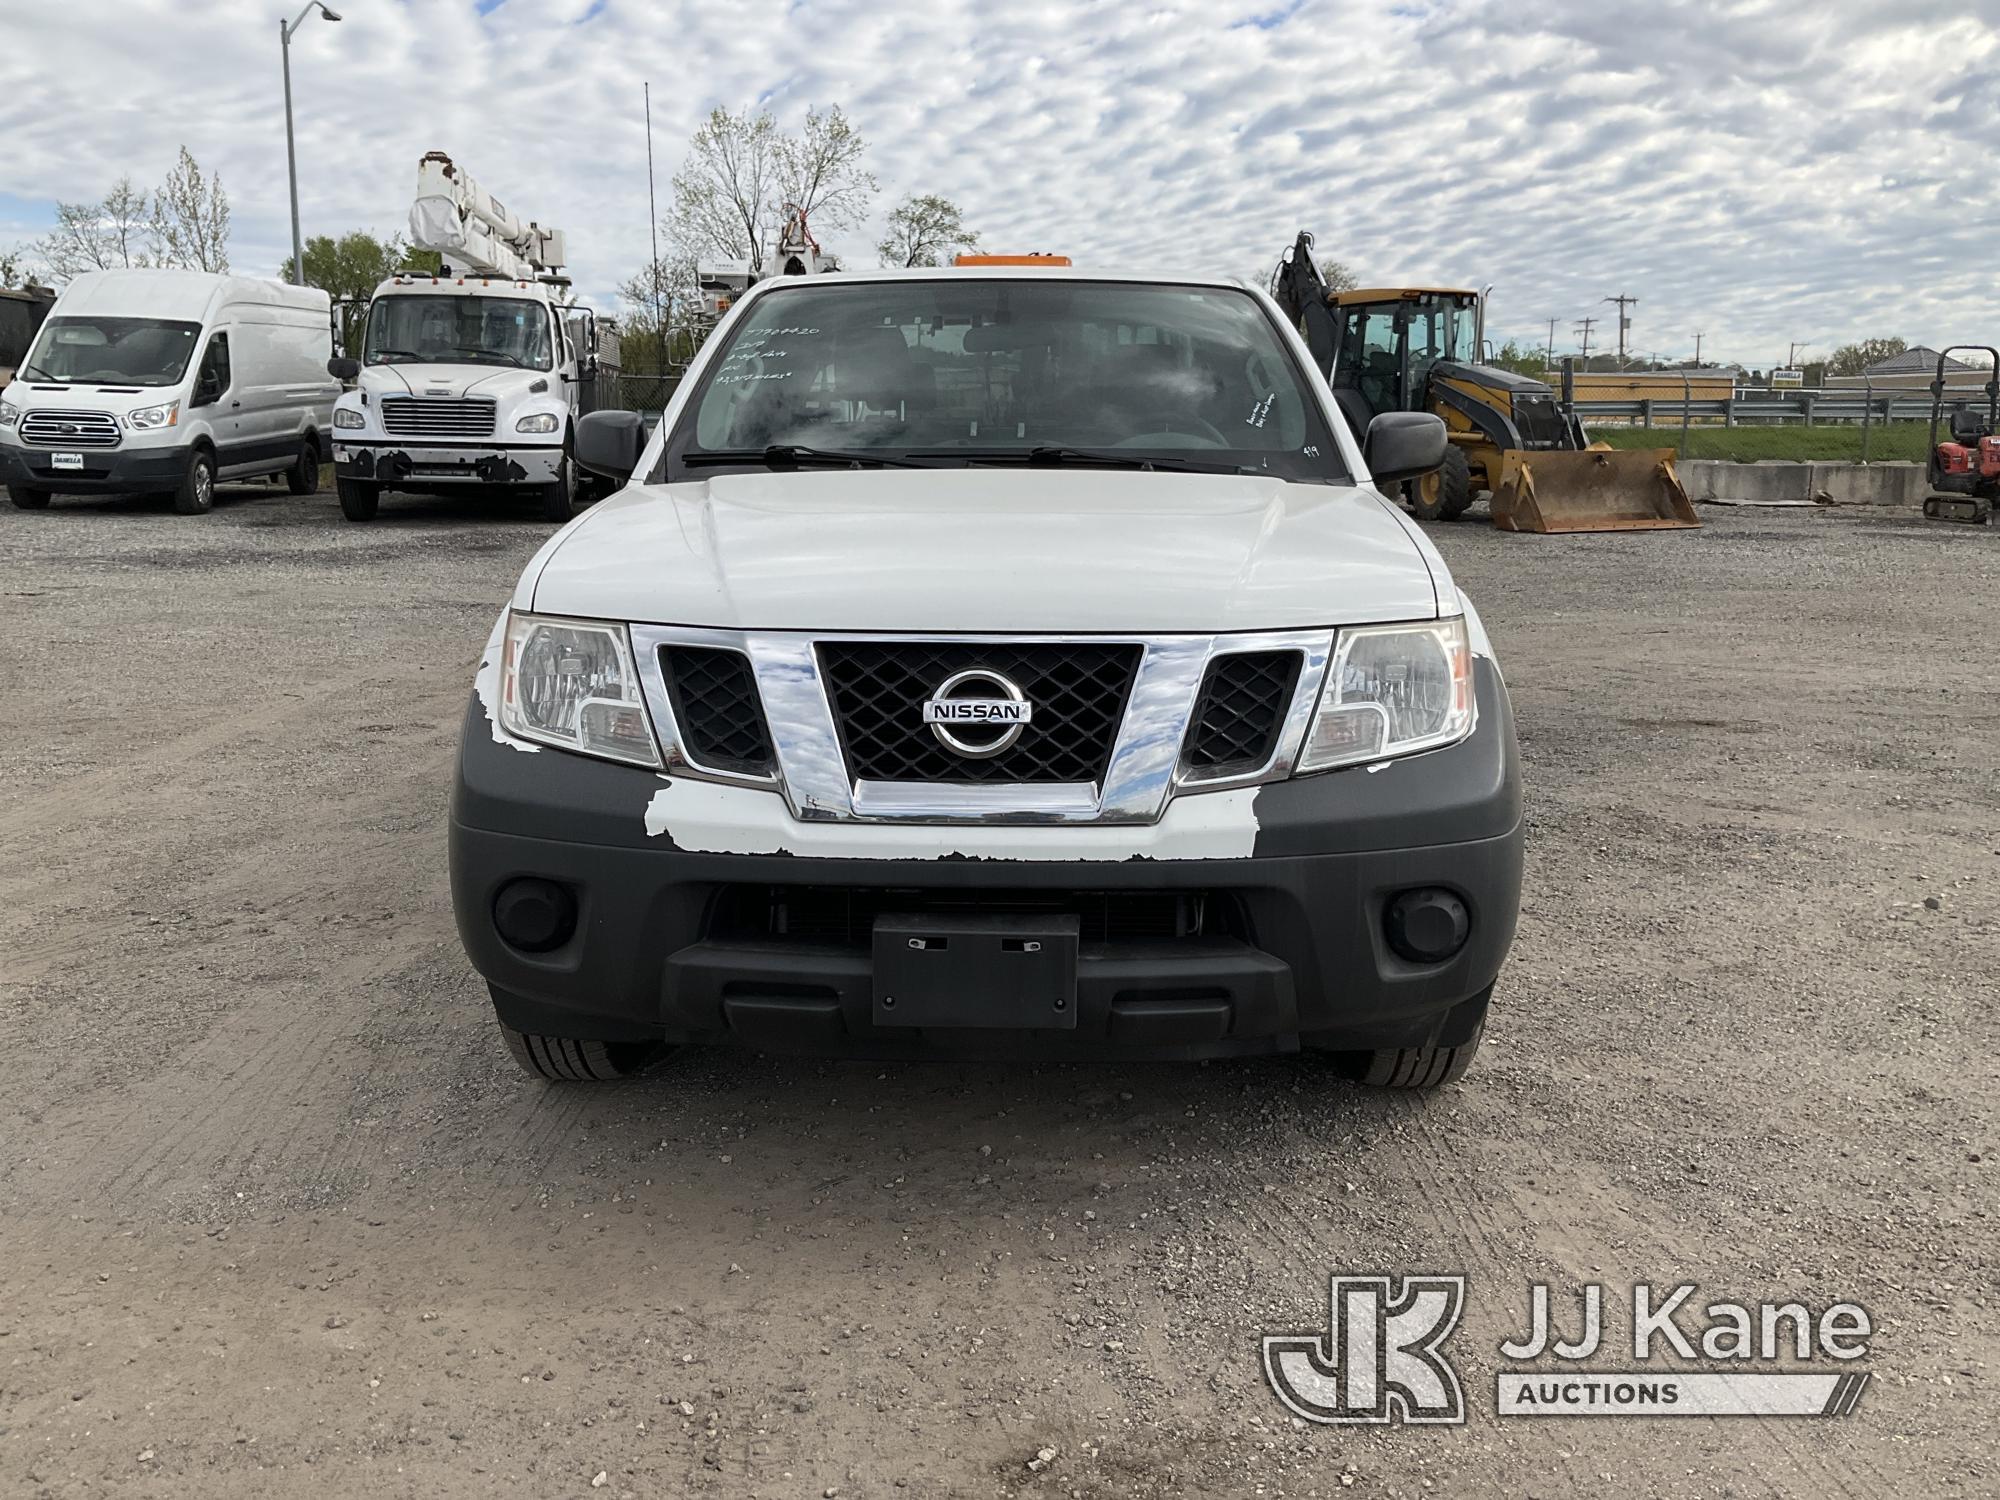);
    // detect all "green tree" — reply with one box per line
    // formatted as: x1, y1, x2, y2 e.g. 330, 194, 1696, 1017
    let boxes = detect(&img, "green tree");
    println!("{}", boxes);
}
1826, 337, 1906, 378
1488, 339, 1547, 378
281, 231, 440, 352
0, 245, 40, 287
876, 194, 979, 267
